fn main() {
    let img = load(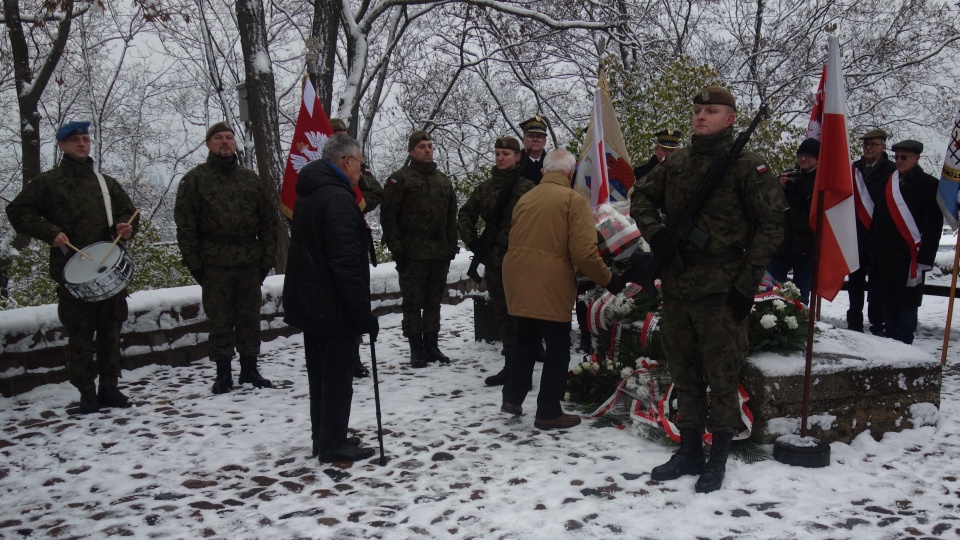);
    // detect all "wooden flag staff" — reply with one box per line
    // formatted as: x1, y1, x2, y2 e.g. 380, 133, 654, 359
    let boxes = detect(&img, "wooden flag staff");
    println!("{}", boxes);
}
941, 233, 960, 365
